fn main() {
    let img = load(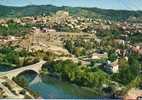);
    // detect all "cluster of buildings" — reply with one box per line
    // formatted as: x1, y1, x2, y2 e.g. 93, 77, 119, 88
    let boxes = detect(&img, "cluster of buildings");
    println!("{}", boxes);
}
130, 44, 142, 55
117, 21, 142, 34
0, 11, 112, 33
1, 10, 142, 36
78, 50, 119, 73
0, 11, 142, 74
0, 36, 21, 46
